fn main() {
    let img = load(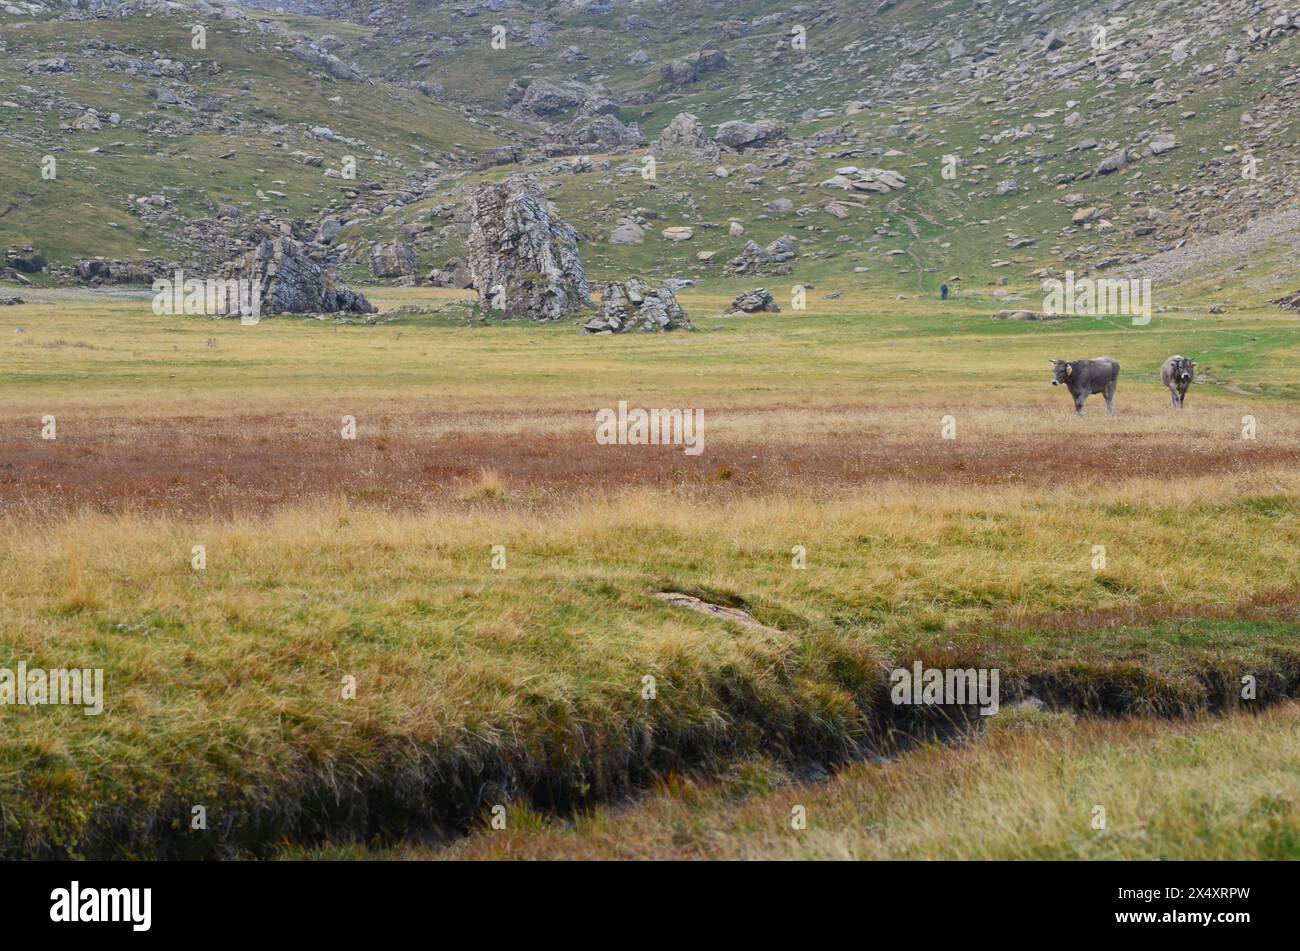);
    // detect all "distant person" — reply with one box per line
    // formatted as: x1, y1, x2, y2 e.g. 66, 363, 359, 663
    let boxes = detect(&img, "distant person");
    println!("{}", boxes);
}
940, 283, 949, 300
